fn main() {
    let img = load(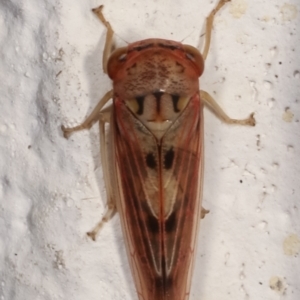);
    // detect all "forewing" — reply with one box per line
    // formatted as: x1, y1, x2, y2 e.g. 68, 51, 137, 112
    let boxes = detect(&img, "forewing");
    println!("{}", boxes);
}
112, 93, 203, 300
160, 93, 203, 299
112, 97, 163, 299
